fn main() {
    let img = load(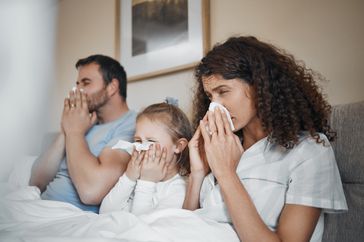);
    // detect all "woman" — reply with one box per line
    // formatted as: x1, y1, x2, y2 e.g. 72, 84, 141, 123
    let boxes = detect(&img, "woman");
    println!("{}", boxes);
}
183, 36, 347, 242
